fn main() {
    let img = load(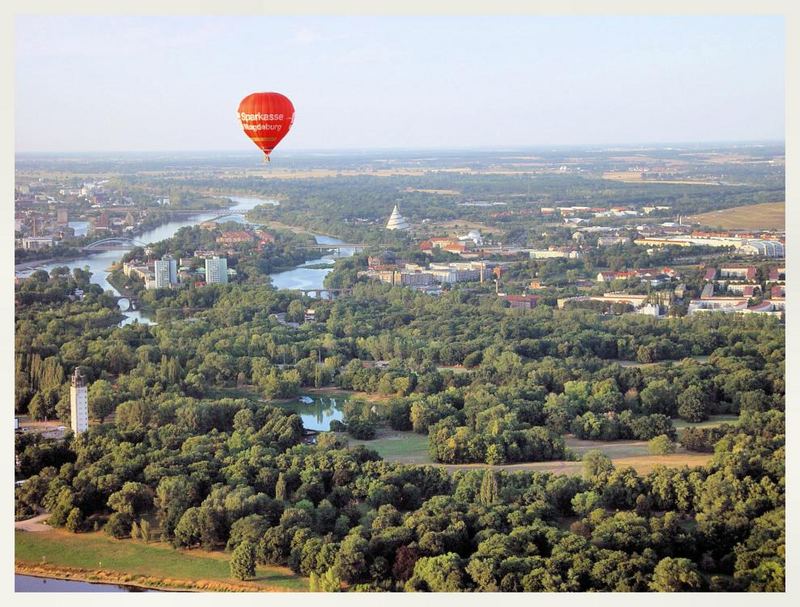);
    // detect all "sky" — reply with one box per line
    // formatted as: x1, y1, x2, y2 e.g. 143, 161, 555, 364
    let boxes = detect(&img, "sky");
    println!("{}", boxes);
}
14, 15, 785, 152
